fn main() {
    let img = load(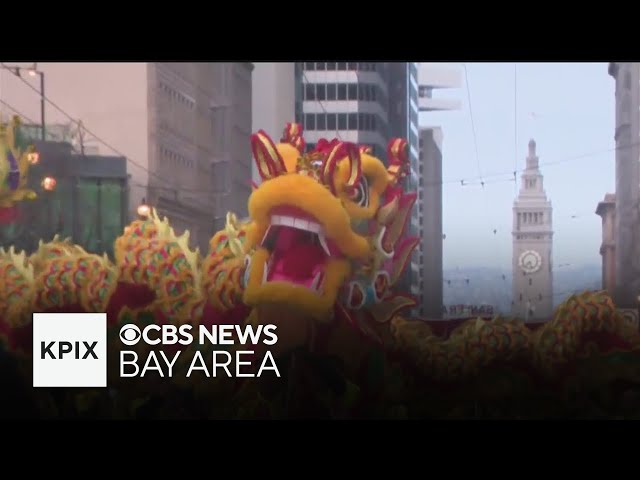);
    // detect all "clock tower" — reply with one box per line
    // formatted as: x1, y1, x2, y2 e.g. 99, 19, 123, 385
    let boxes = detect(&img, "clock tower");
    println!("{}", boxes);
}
512, 139, 553, 321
